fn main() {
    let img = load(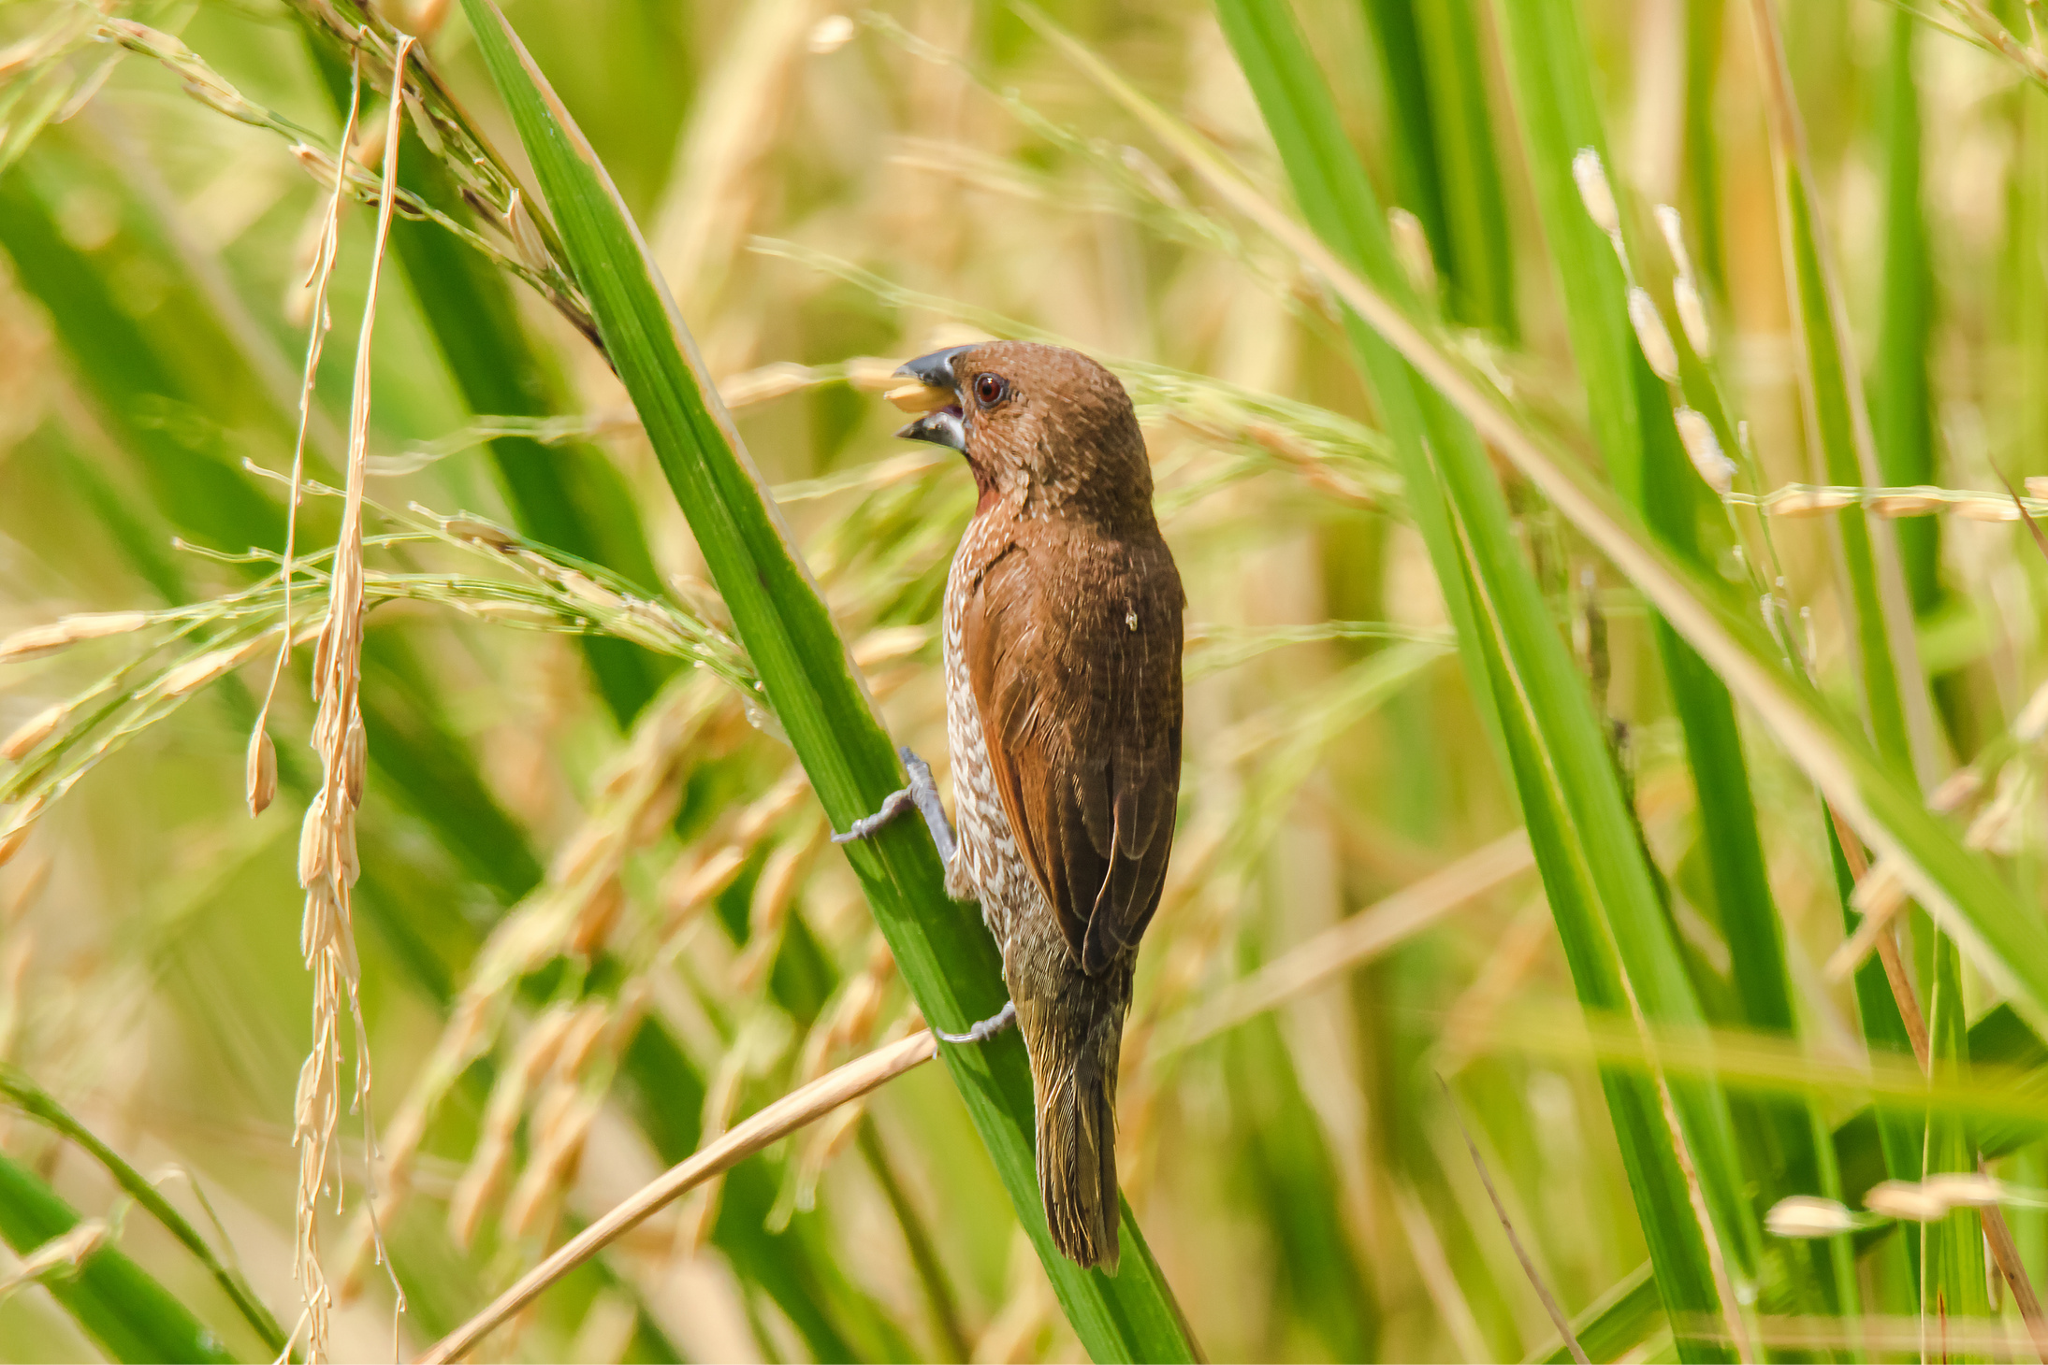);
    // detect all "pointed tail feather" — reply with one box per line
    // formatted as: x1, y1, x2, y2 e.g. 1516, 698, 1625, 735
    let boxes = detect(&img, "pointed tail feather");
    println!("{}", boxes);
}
1025, 1000, 1125, 1272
